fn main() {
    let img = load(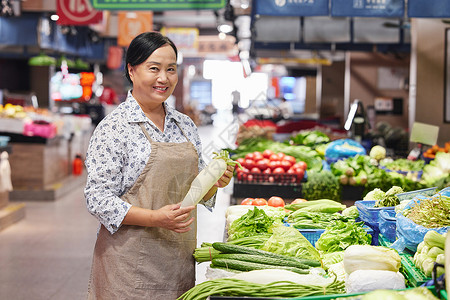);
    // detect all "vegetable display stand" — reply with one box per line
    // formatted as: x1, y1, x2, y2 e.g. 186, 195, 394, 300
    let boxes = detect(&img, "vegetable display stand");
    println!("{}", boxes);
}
401, 253, 432, 287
